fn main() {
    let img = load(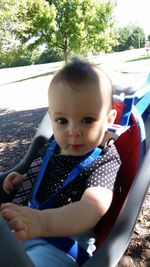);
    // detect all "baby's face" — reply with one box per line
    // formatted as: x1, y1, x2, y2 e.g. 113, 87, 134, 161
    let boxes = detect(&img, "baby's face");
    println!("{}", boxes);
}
49, 81, 116, 156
